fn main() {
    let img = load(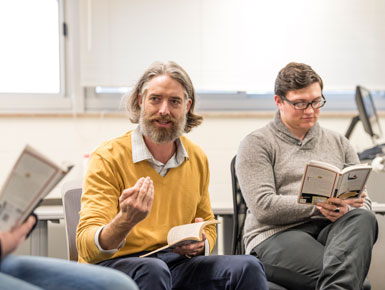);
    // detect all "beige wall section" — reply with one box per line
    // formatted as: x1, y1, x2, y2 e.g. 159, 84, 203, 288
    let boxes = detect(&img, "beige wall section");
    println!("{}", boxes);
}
1, 112, 381, 204
3, 113, 384, 288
